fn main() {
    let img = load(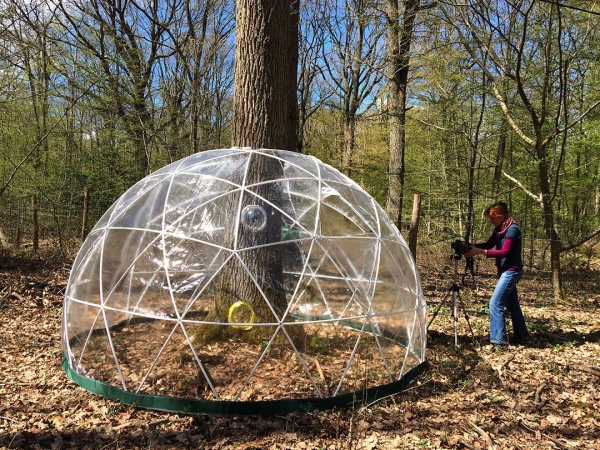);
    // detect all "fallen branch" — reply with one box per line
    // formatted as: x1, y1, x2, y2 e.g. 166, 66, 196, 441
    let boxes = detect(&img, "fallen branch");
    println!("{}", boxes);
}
460, 442, 477, 450
10, 291, 25, 302
148, 417, 170, 427
110, 417, 171, 432
0, 415, 18, 423
534, 383, 546, 404
468, 420, 495, 450
499, 353, 517, 371
312, 358, 329, 396
493, 353, 517, 386
534, 382, 547, 411
99, 440, 118, 450
570, 365, 600, 377
545, 434, 569, 449
314, 358, 325, 383
518, 420, 567, 449
110, 422, 138, 432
